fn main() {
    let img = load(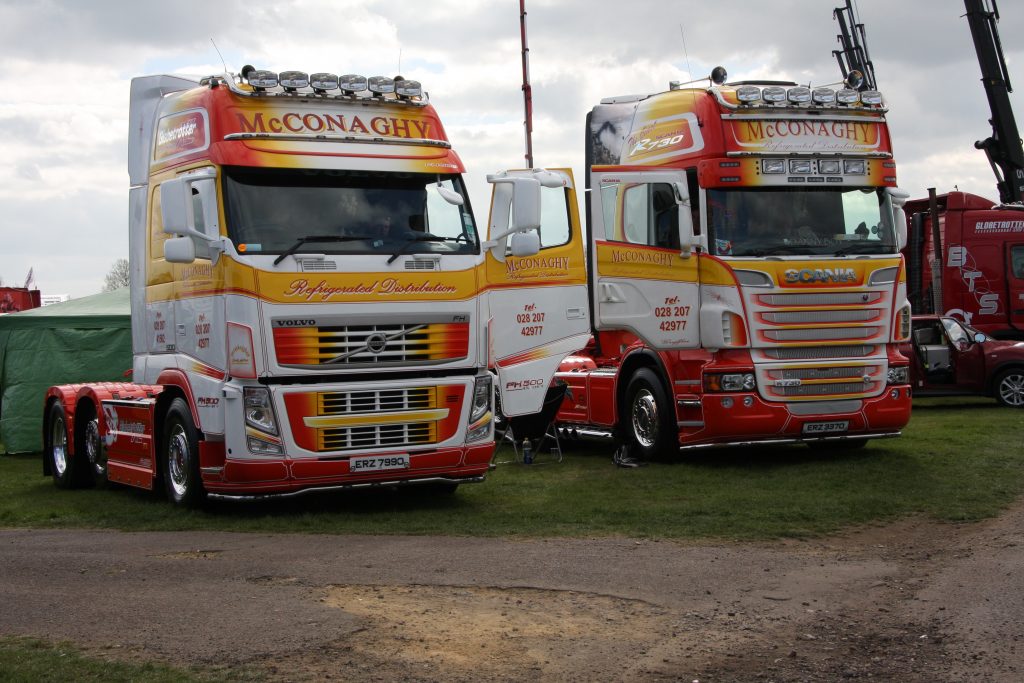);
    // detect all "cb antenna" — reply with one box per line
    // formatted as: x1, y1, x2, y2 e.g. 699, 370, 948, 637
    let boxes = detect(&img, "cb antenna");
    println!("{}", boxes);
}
210, 38, 228, 74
